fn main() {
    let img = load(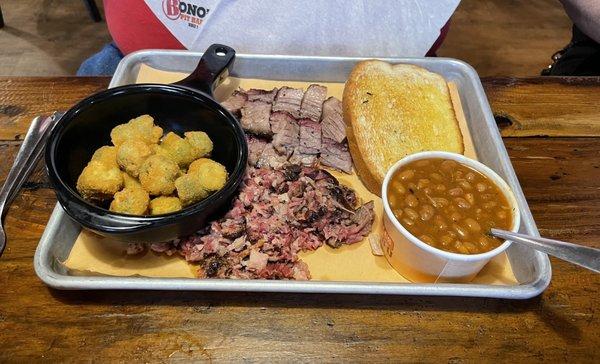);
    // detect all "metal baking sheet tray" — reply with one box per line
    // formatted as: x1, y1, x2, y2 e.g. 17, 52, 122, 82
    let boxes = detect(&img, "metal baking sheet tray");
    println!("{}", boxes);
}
34, 50, 551, 298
